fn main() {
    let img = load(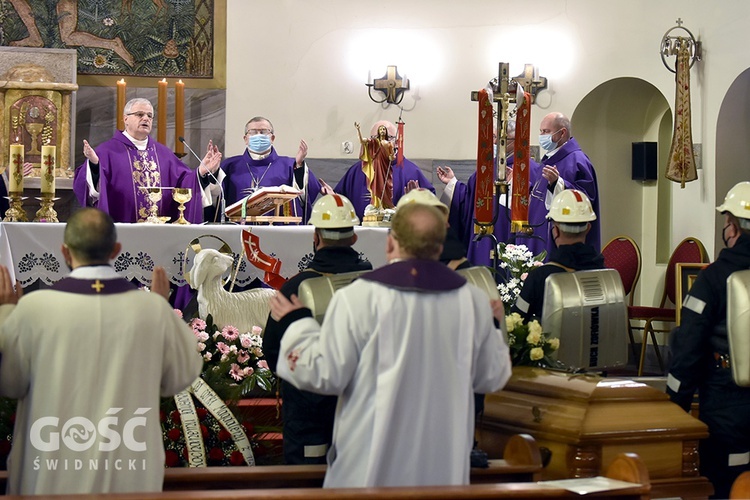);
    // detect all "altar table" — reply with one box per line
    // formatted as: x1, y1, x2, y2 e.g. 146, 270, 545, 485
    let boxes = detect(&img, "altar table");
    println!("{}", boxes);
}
0, 223, 389, 288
